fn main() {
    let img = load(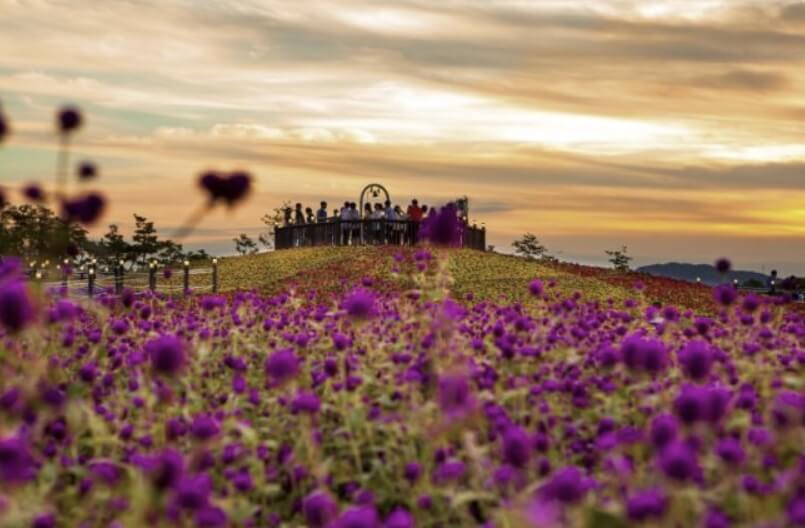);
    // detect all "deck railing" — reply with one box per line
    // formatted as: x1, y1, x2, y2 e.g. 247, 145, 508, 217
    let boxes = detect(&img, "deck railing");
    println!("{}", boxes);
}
275, 220, 486, 251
